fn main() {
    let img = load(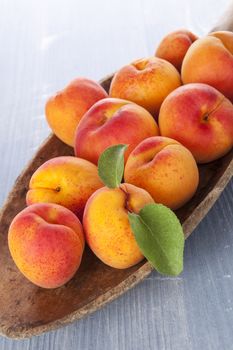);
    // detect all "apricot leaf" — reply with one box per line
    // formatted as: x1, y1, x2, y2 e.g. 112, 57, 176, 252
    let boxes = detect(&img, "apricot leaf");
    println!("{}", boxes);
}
98, 144, 128, 188
128, 203, 184, 276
